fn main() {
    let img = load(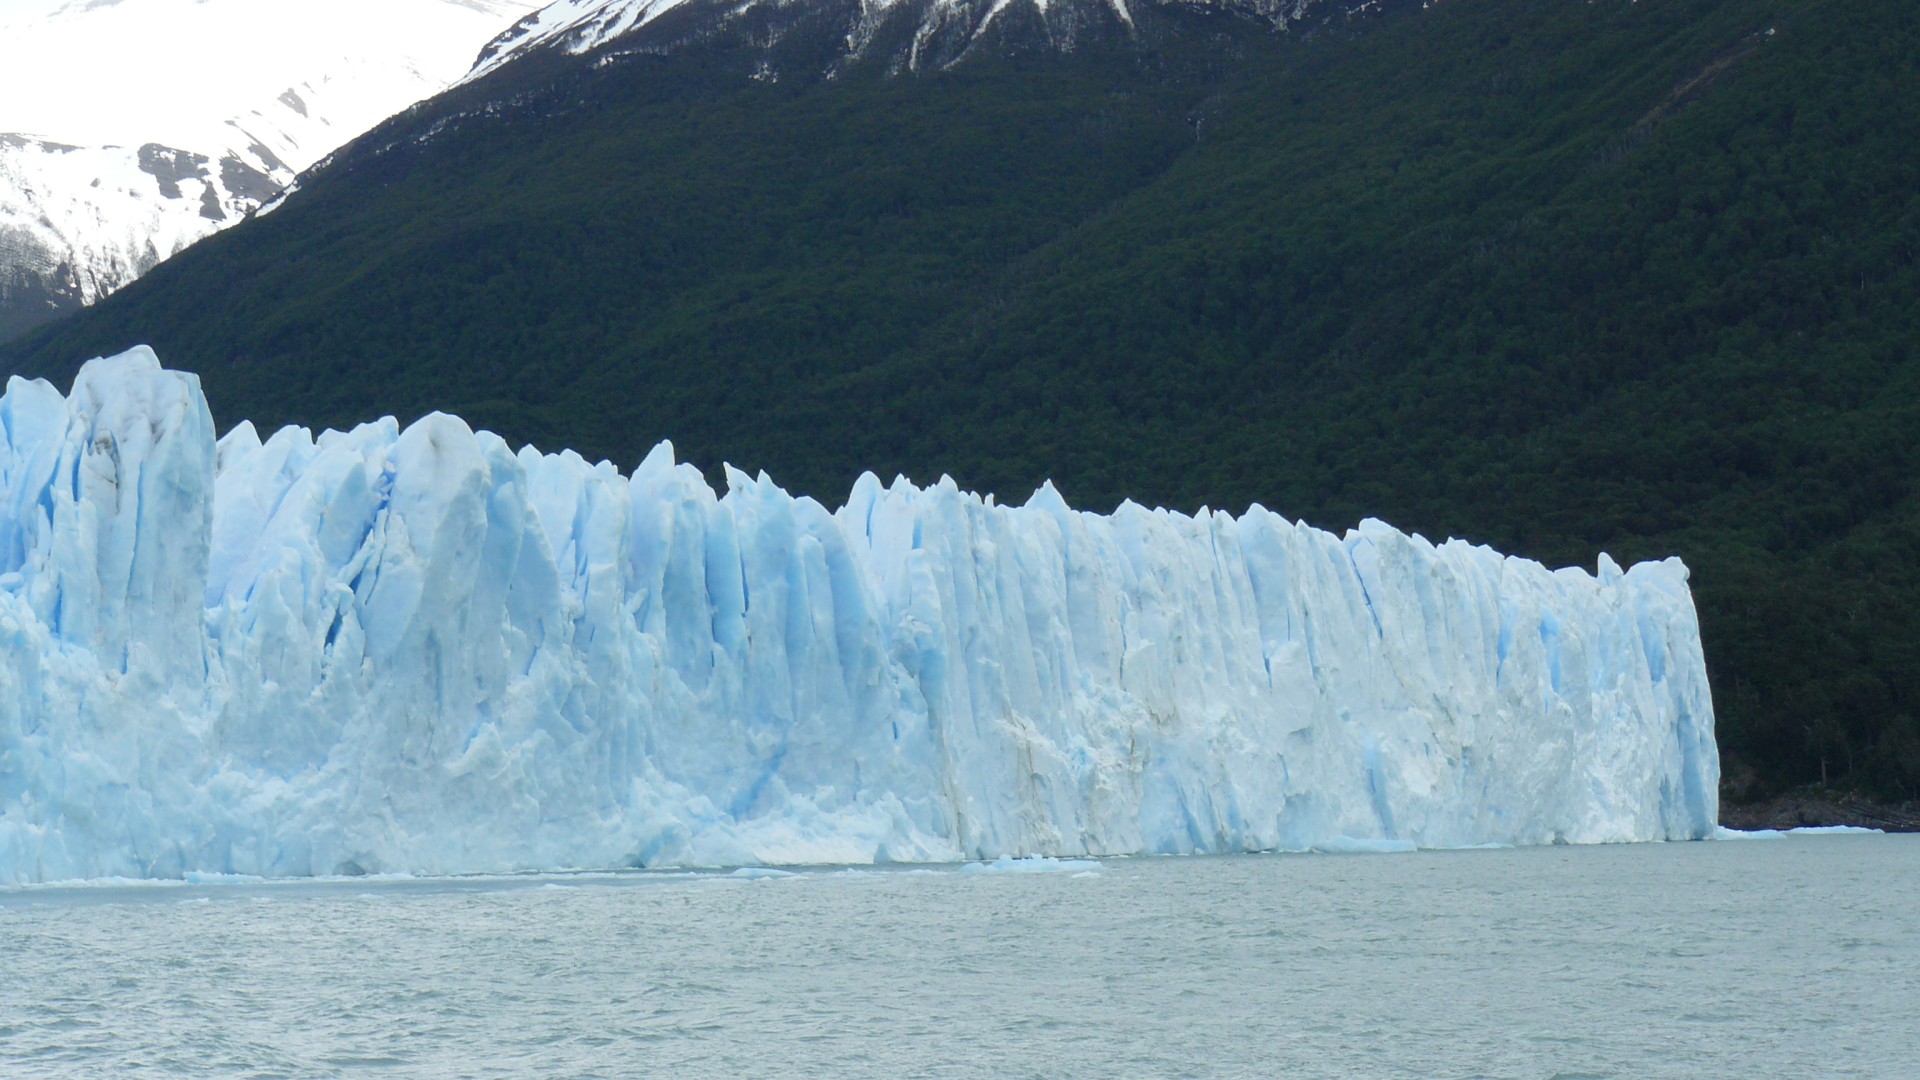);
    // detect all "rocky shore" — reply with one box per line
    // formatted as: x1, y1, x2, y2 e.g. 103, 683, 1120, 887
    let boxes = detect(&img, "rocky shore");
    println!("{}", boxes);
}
1720, 792, 1920, 833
